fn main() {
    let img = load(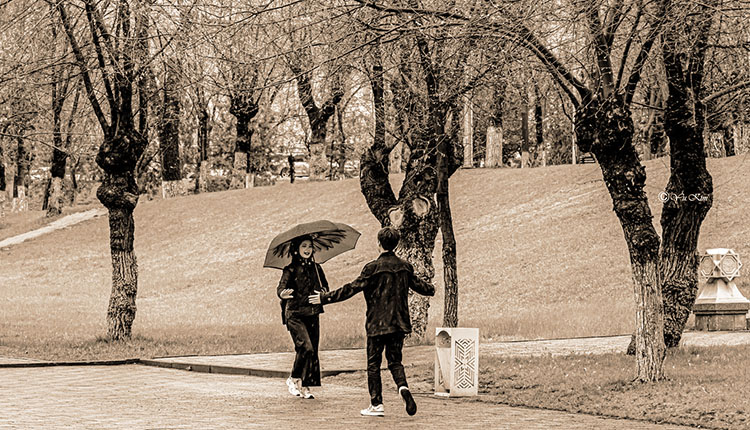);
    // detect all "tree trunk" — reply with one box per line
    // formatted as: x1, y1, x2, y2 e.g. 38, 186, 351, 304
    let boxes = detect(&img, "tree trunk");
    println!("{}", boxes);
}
485, 126, 503, 167
231, 116, 253, 189
361, 44, 438, 341
47, 133, 67, 216
1, 138, 7, 216
534, 84, 544, 166
733, 123, 749, 154
160, 62, 183, 197
96, 170, 140, 340
289, 60, 343, 181
576, 95, 665, 382
196, 100, 210, 193
462, 95, 473, 168
12, 134, 30, 212
229, 86, 259, 189
659, 0, 714, 349
439, 104, 463, 328
521, 100, 530, 168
